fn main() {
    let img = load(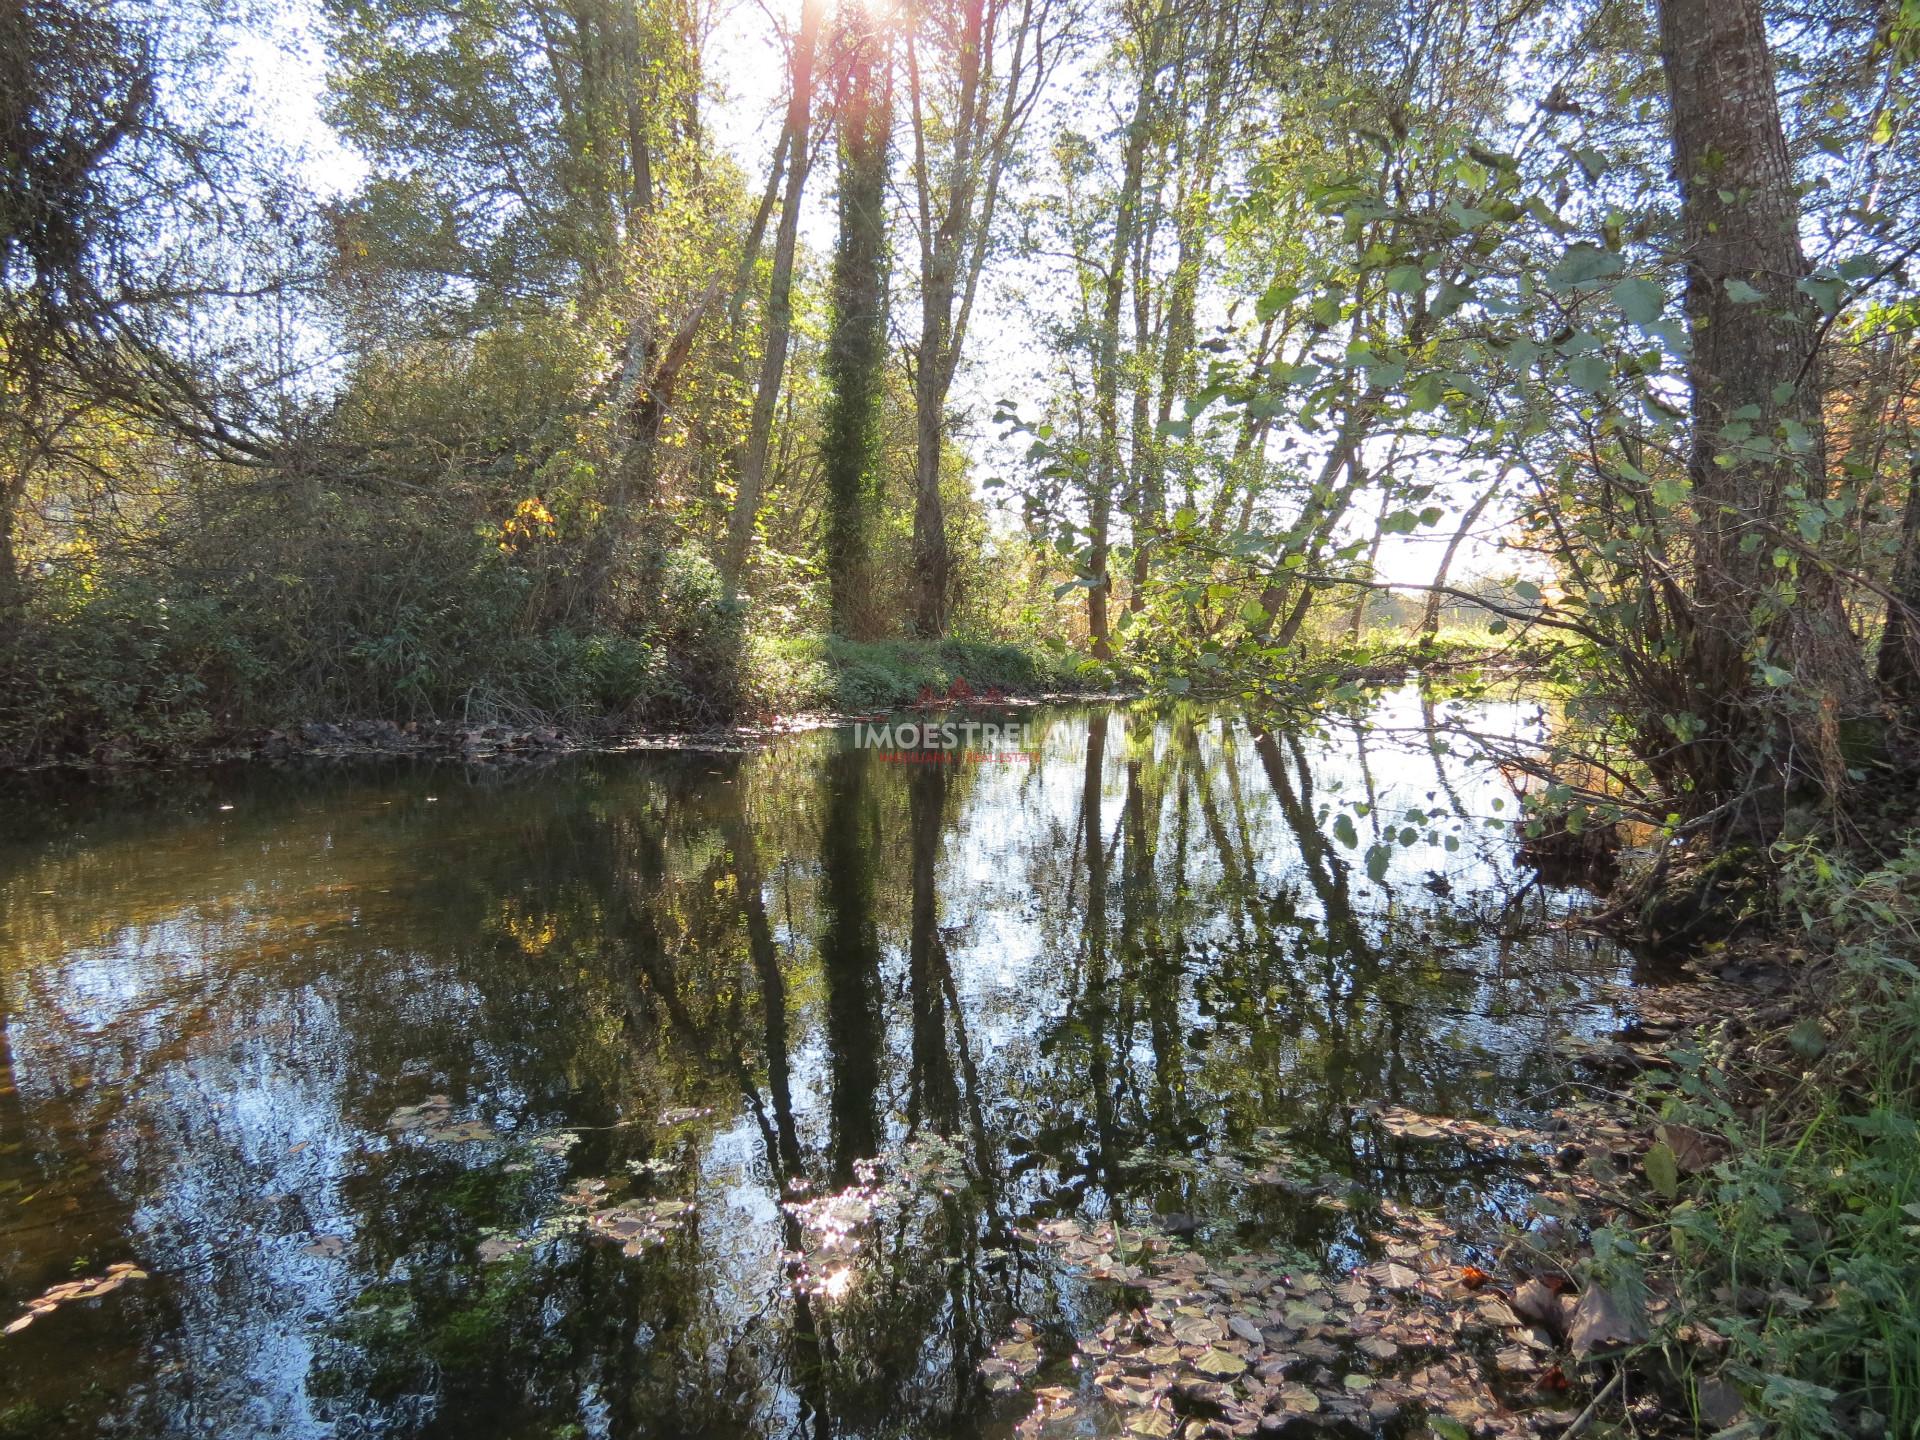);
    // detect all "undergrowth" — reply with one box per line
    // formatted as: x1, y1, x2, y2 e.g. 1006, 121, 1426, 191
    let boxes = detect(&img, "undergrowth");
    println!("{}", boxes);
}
1649, 841, 1920, 1438
744, 634, 1084, 716
0, 543, 1084, 765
